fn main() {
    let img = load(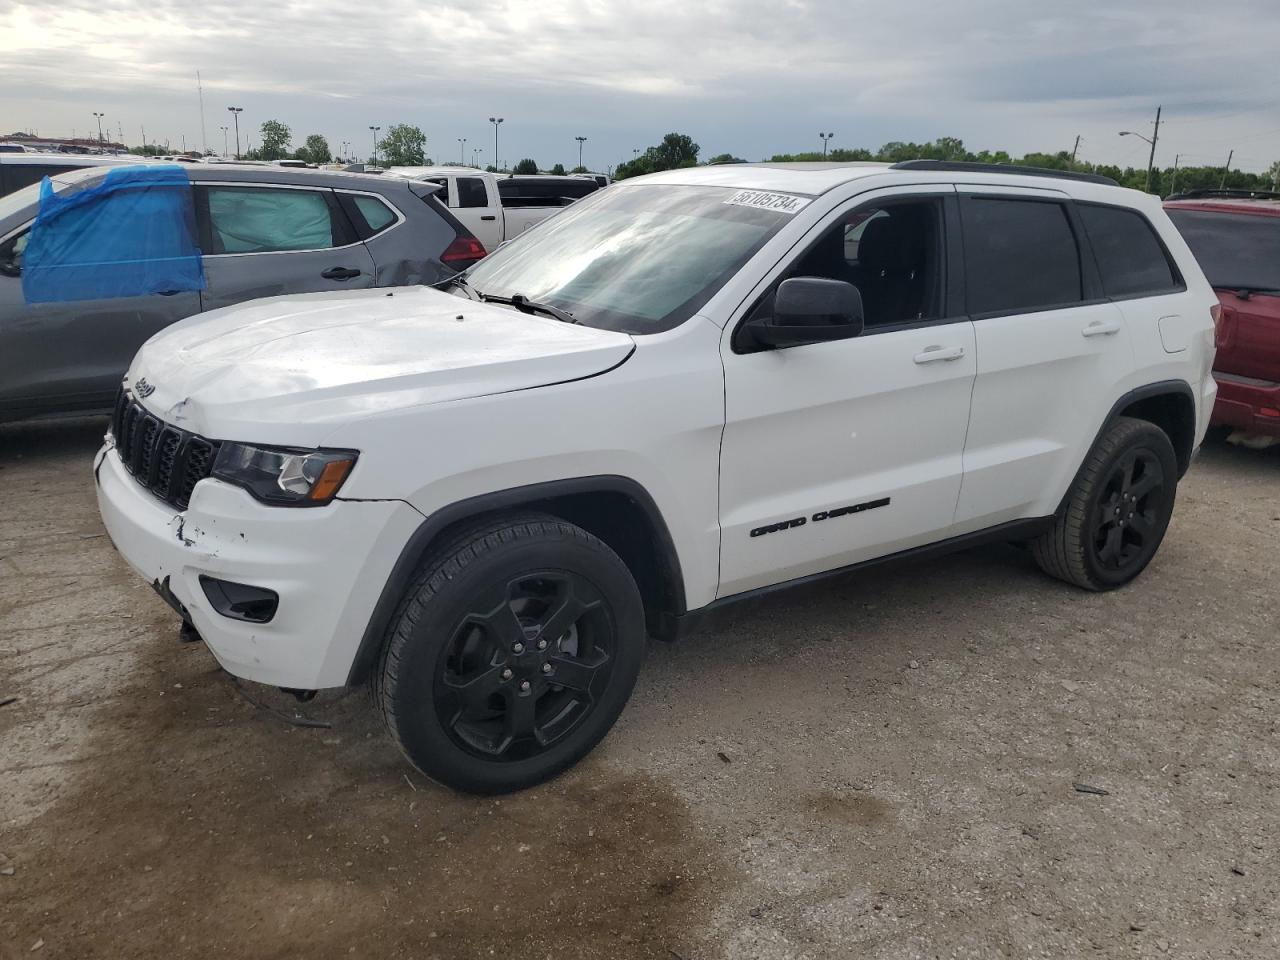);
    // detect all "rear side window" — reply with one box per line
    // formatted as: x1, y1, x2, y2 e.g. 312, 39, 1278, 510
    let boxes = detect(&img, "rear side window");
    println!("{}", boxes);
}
1080, 204, 1180, 297
351, 195, 397, 234
1166, 208, 1280, 292
962, 197, 1082, 315
456, 177, 488, 208
203, 186, 342, 254
3, 164, 67, 195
